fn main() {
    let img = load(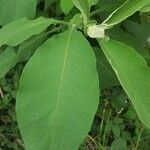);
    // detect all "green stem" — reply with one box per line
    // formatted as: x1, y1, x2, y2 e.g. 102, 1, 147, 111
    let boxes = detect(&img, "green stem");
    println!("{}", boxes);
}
53, 19, 70, 26
87, 135, 99, 148
90, 8, 104, 17
103, 109, 112, 148
99, 99, 108, 144
90, 5, 113, 17
135, 126, 144, 150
